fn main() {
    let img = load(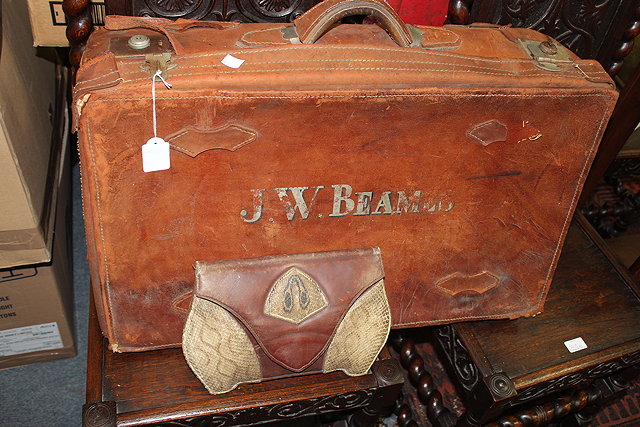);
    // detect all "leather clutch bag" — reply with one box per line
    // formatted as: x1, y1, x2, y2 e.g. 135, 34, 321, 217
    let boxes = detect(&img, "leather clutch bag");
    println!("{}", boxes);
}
182, 247, 390, 394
